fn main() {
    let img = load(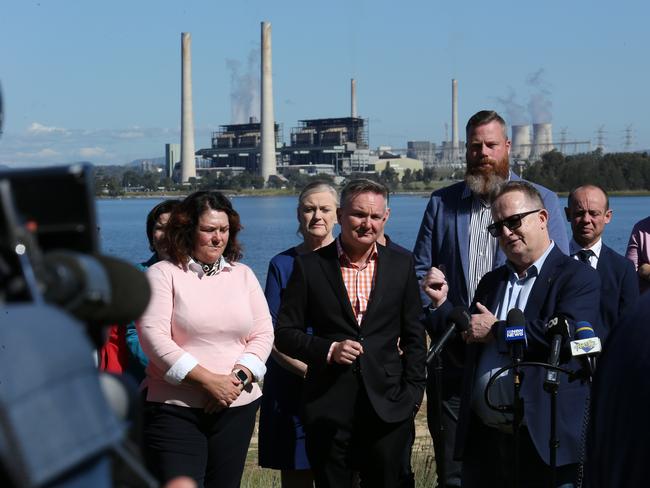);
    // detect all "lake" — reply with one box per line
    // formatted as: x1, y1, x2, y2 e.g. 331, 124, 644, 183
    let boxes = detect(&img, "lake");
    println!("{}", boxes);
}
97, 194, 649, 285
